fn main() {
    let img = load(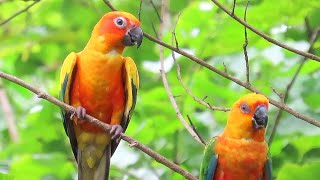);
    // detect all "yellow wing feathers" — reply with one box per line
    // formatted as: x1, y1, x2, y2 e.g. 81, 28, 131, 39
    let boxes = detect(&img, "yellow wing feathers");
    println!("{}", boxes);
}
123, 57, 139, 118
59, 52, 77, 104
